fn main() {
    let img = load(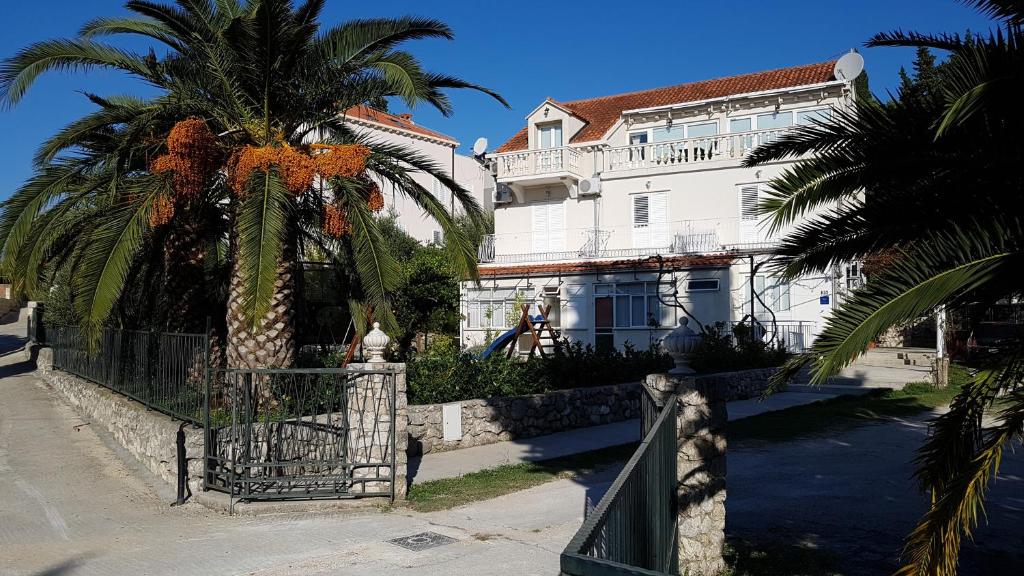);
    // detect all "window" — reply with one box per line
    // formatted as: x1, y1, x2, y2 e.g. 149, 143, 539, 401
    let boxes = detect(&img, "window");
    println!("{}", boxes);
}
595, 283, 667, 329
532, 201, 566, 253
632, 192, 668, 249
432, 230, 443, 245
743, 275, 791, 318
432, 177, 451, 210
629, 131, 649, 145
538, 123, 562, 149
739, 184, 770, 244
729, 117, 752, 133
652, 124, 685, 142
686, 121, 719, 137
466, 288, 526, 329
756, 111, 793, 130
686, 279, 720, 292
796, 107, 832, 125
